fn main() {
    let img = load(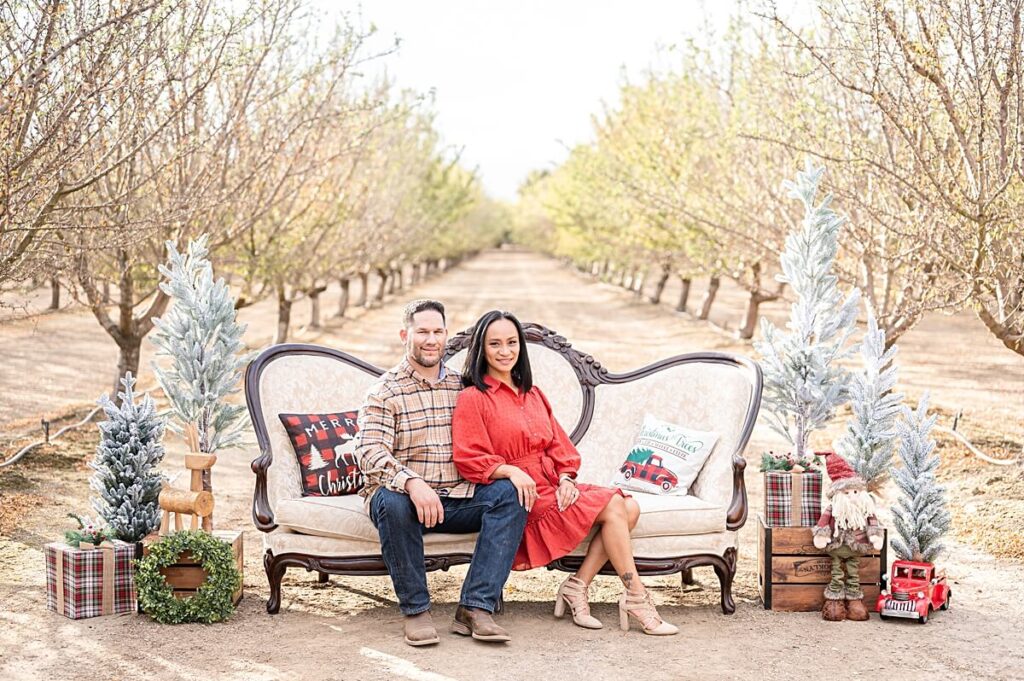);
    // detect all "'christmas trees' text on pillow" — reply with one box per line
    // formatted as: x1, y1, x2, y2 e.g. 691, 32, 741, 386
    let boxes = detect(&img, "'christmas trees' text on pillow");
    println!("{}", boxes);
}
610, 414, 719, 496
